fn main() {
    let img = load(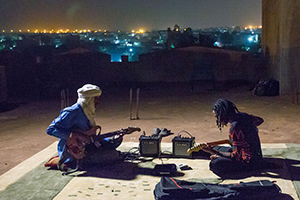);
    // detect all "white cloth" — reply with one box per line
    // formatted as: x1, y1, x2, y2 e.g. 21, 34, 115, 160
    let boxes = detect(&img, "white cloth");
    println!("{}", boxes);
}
77, 84, 102, 126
